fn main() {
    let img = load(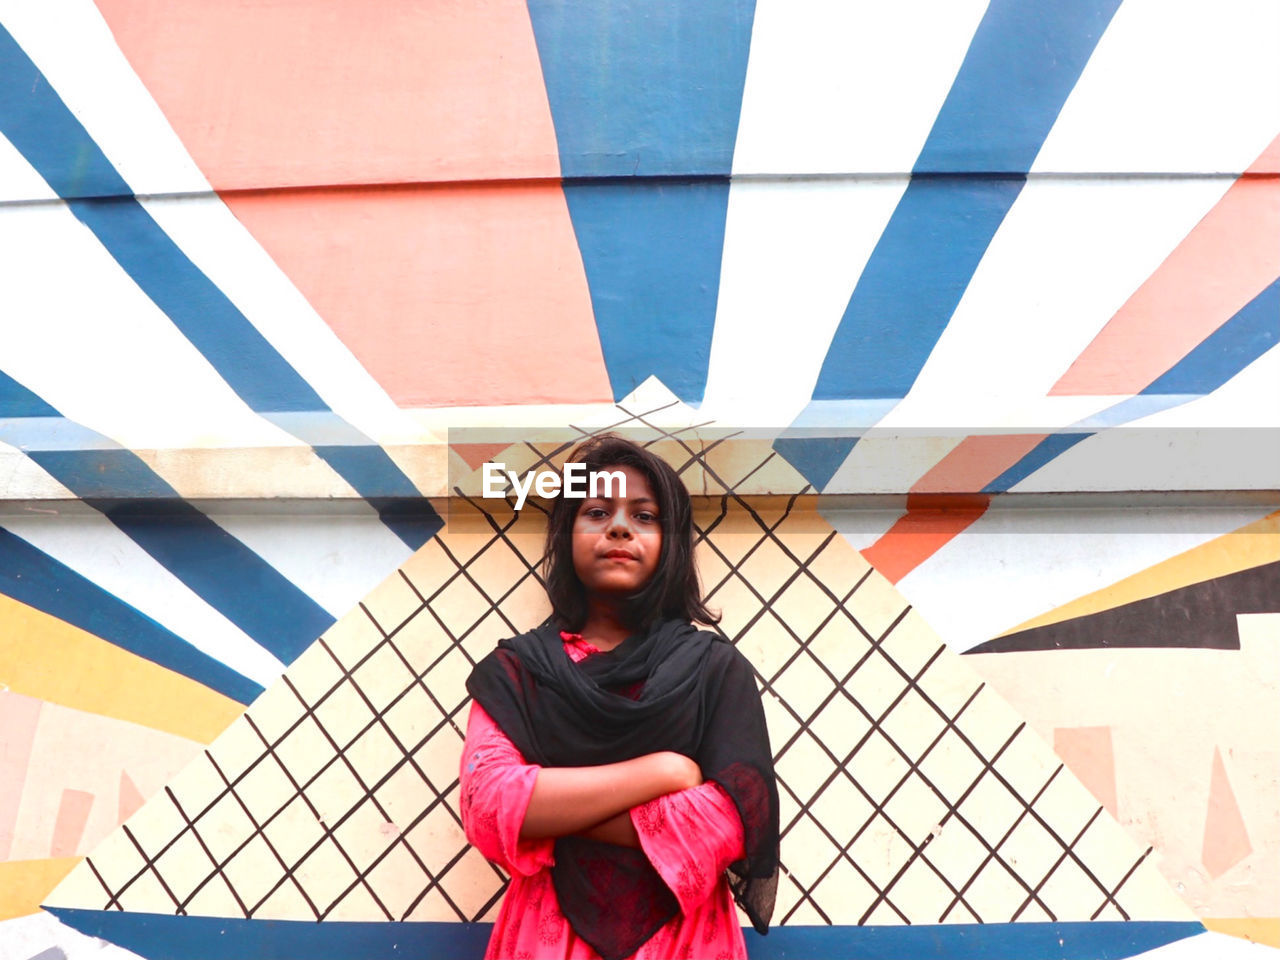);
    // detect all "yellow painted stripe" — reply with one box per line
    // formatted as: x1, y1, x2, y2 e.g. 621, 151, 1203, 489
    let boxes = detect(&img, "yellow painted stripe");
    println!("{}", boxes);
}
0, 857, 81, 921
0, 593, 242, 744
999, 511, 1280, 637
1203, 918, 1280, 947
